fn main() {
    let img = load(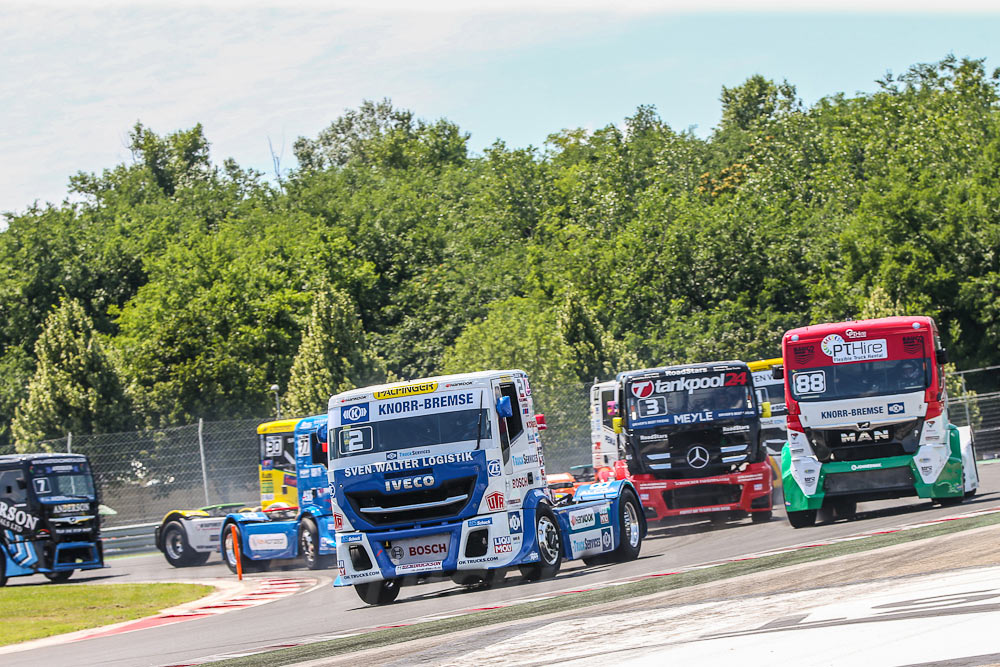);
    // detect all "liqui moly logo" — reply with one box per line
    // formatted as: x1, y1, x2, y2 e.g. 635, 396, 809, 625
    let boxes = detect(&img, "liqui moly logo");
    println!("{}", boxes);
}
486, 492, 505, 511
